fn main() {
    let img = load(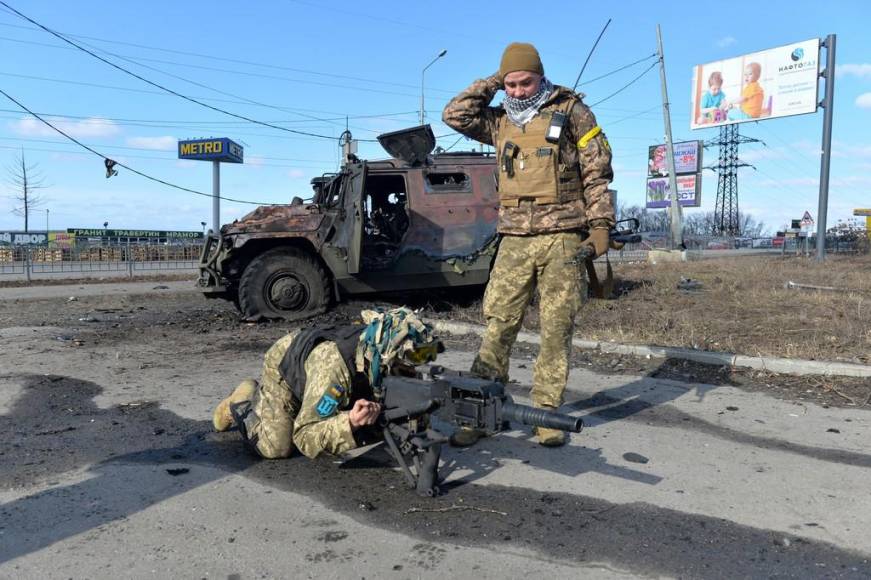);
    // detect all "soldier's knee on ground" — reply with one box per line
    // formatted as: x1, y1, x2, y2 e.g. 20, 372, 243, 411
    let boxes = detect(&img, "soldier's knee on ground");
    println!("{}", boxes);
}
212, 378, 257, 432
255, 439, 294, 459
